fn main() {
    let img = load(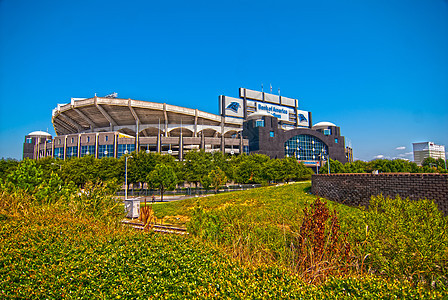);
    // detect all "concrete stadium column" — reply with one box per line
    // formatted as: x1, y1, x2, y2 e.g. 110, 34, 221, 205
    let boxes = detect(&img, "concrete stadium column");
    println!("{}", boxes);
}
200, 133, 205, 150
37, 138, 40, 159
243, 88, 247, 119
157, 132, 161, 153
114, 133, 118, 158
239, 132, 243, 154
220, 117, 225, 153
179, 135, 183, 161
52, 138, 55, 158
63, 136, 67, 160
194, 109, 198, 137
95, 133, 99, 159
163, 103, 168, 137
77, 134, 81, 157
135, 121, 139, 151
